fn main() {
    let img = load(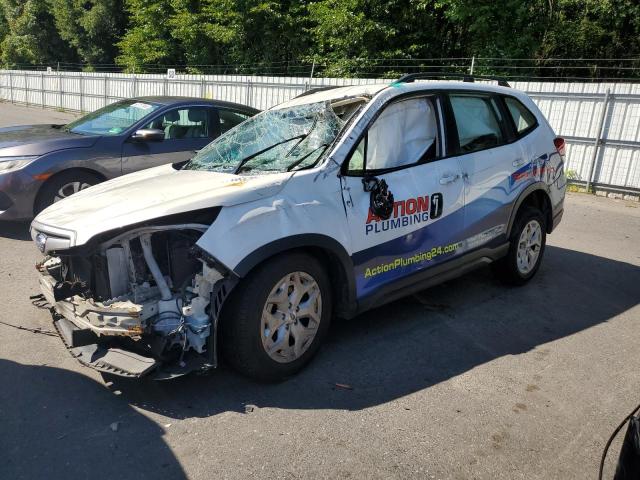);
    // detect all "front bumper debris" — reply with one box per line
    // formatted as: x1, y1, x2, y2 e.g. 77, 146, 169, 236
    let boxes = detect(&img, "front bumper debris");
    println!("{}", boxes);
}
53, 316, 158, 377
